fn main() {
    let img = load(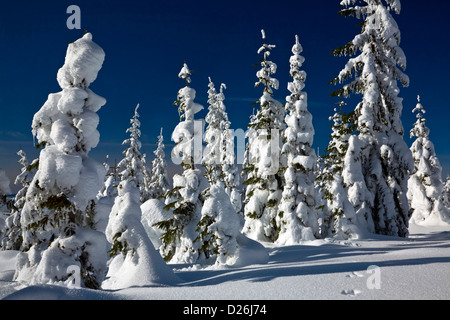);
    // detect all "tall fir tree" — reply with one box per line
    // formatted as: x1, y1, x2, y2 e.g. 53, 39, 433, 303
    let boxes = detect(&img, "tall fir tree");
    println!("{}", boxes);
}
316, 105, 360, 239
118, 104, 151, 203
243, 30, 285, 242
277, 35, 318, 244
14, 33, 109, 288
197, 78, 241, 264
155, 62, 204, 263
148, 128, 170, 200
330, 0, 413, 237
407, 96, 450, 225
104, 121, 178, 289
